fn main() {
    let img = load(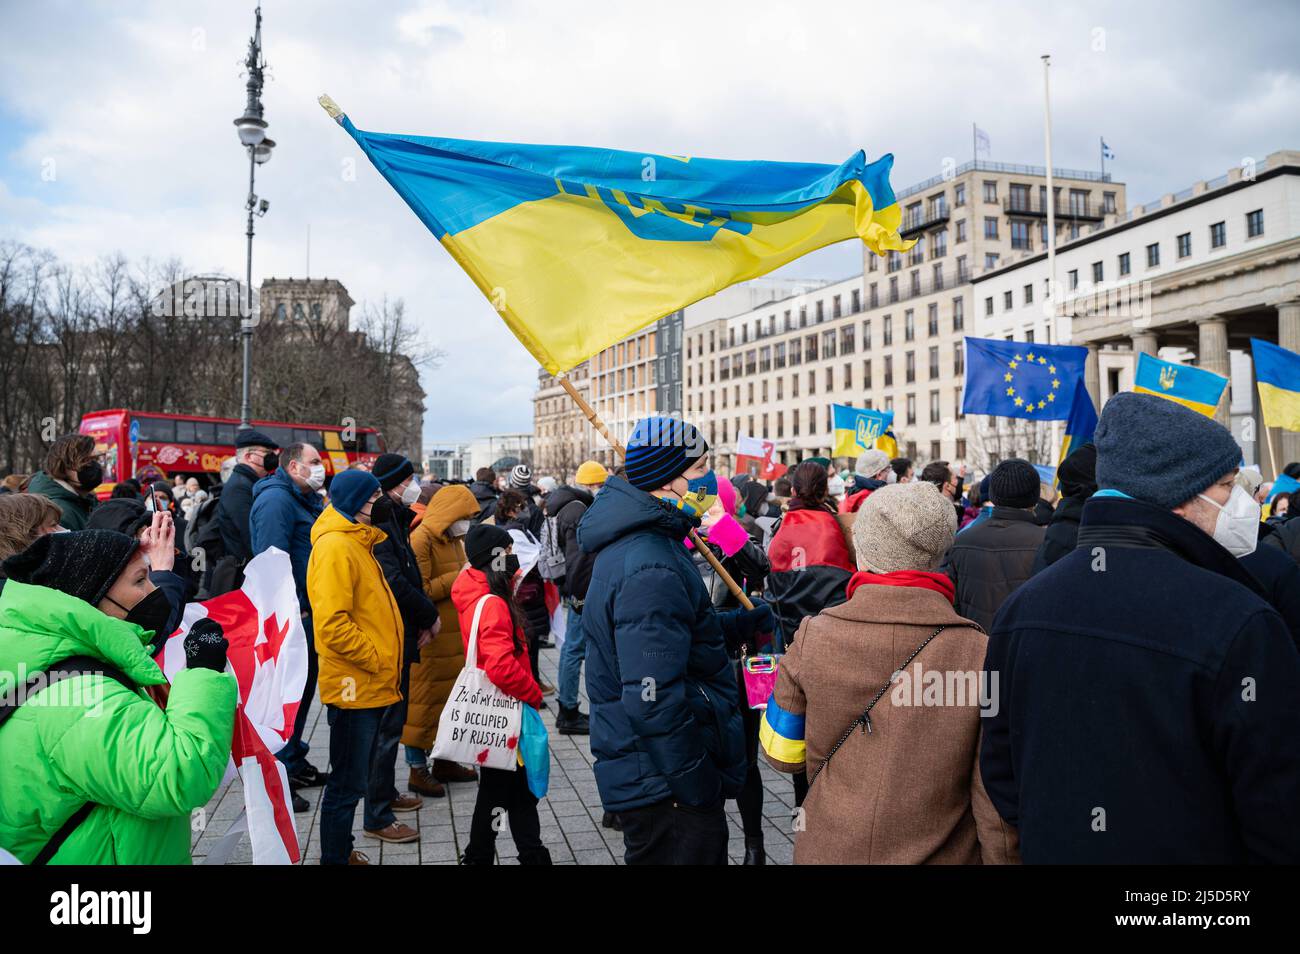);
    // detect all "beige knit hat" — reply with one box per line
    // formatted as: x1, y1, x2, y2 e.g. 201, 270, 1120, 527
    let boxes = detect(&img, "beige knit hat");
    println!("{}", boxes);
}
850, 481, 957, 573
